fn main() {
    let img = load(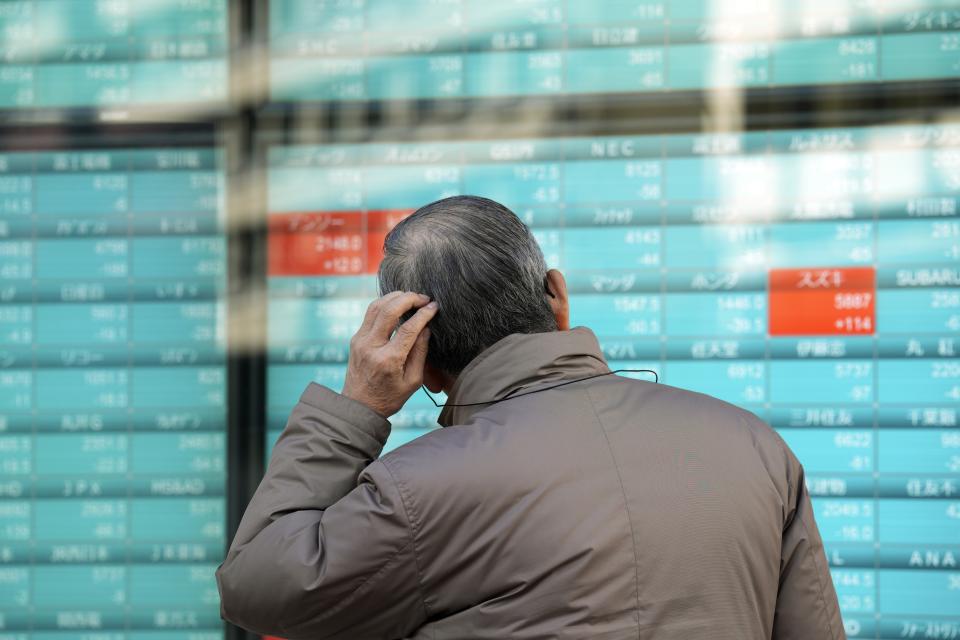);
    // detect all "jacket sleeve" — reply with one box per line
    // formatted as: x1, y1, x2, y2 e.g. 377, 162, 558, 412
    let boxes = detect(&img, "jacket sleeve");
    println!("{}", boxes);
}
772, 457, 846, 640
215, 382, 428, 639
